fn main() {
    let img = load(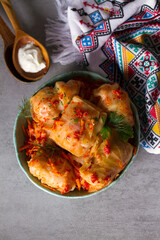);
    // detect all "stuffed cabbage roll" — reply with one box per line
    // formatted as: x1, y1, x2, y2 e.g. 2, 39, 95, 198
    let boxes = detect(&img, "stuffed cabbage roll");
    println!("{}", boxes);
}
21, 78, 136, 195
49, 96, 107, 157
93, 83, 134, 126
74, 131, 134, 192
30, 80, 82, 127
28, 149, 76, 194
55, 80, 82, 107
